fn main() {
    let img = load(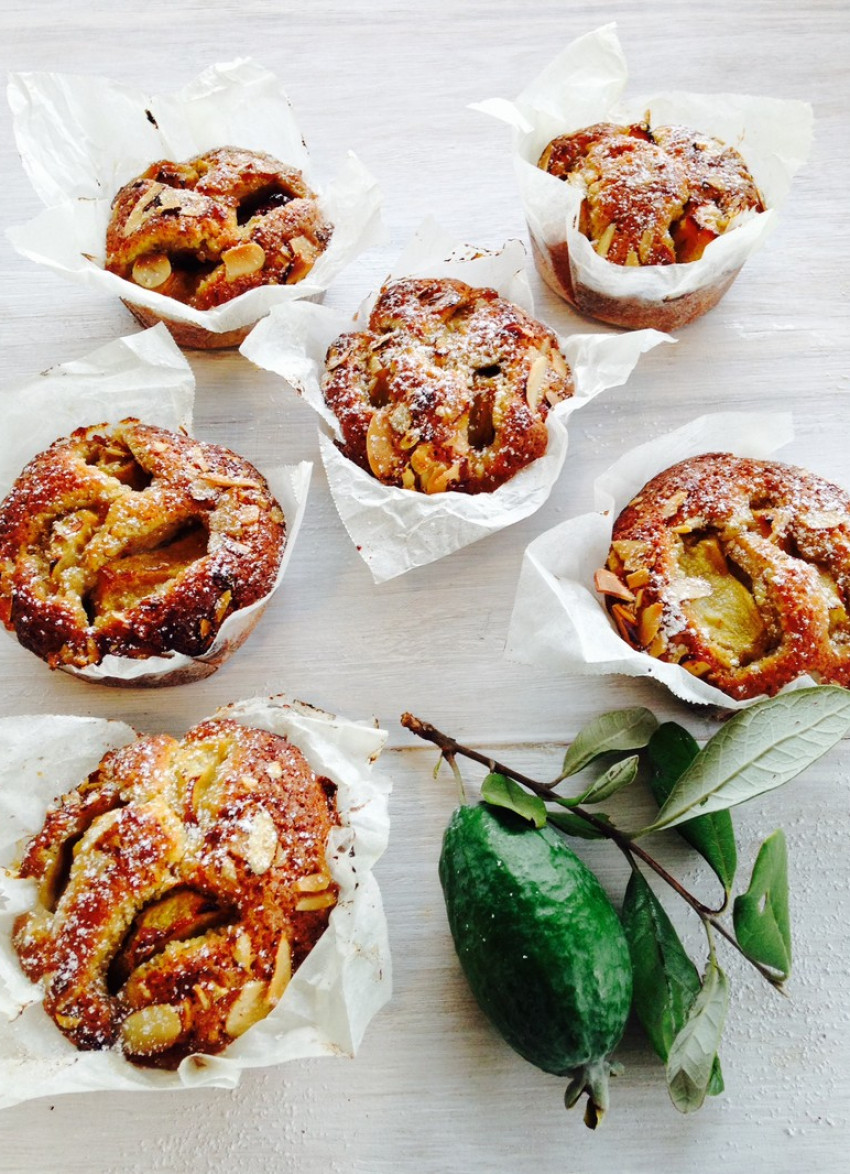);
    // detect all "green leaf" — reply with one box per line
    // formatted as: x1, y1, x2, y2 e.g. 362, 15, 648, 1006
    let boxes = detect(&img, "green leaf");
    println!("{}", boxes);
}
622, 870, 725, 1097
707, 1056, 724, 1097
555, 754, 638, 809
639, 687, 850, 834
666, 958, 729, 1114
561, 708, 658, 778
480, 772, 547, 828
648, 723, 737, 893
733, 830, 791, 980
547, 810, 611, 840
578, 754, 639, 804
622, 870, 702, 1061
